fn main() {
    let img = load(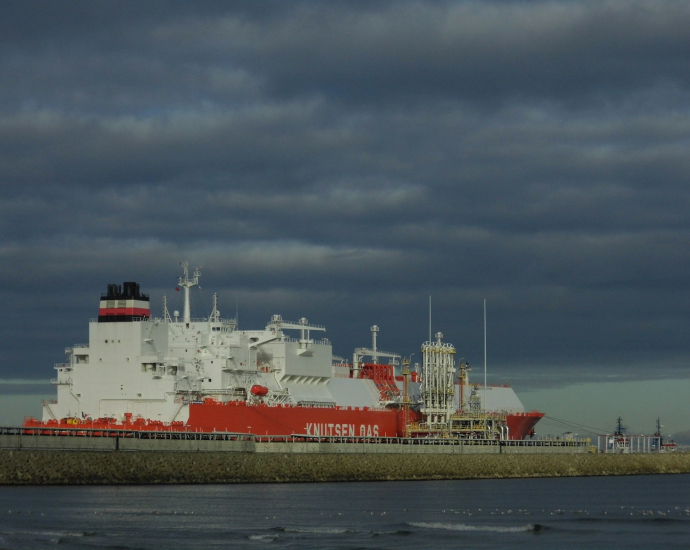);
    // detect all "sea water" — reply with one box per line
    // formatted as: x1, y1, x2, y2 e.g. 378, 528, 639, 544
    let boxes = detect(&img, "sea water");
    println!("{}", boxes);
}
0, 474, 689, 549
